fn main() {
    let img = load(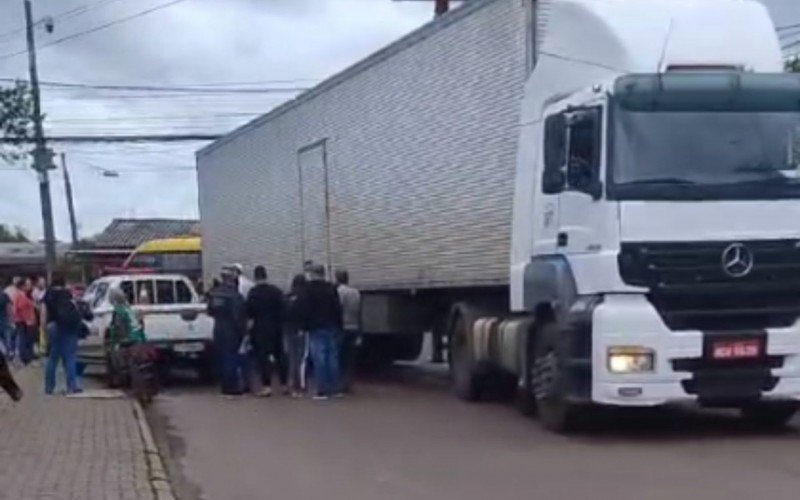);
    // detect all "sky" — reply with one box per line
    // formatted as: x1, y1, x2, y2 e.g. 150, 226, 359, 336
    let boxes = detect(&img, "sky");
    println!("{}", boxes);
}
0, 0, 433, 240
0, 0, 797, 241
